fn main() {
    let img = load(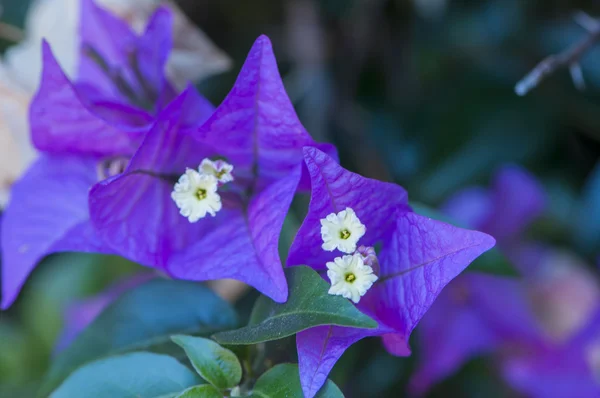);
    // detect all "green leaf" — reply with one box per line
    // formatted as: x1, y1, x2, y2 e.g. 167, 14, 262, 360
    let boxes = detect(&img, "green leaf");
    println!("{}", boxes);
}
171, 335, 241, 389
411, 202, 519, 277
175, 385, 222, 398
213, 266, 376, 345
21, 253, 138, 352
40, 279, 238, 397
50, 352, 202, 398
0, 321, 36, 383
250, 364, 344, 398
